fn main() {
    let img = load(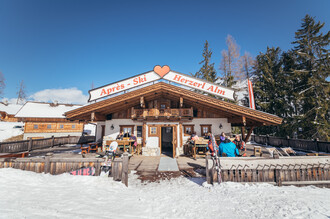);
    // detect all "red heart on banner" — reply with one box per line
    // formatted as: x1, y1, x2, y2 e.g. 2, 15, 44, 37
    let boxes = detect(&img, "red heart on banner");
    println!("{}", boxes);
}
153, 65, 170, 78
